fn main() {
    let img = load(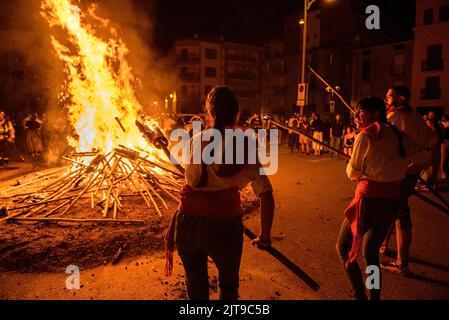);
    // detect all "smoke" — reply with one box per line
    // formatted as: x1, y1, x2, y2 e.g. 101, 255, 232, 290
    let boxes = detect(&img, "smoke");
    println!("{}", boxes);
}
93, 0, 177, 115
2, 0, 176, 162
